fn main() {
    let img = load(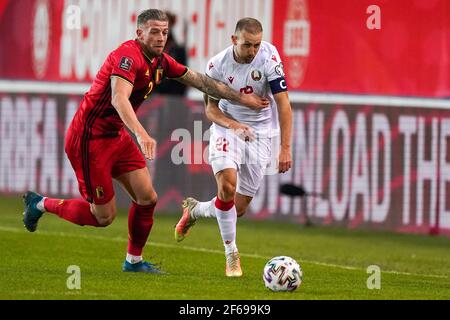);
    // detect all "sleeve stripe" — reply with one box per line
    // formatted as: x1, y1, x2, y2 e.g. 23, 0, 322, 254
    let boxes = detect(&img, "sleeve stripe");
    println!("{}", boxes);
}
110, 74, 134, 87
167, 67, 189, 79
